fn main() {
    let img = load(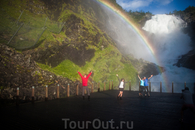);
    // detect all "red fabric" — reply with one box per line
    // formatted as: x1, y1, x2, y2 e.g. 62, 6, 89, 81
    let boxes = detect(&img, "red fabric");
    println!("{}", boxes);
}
181, 104, 195, 112
78, 72, 92, 86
